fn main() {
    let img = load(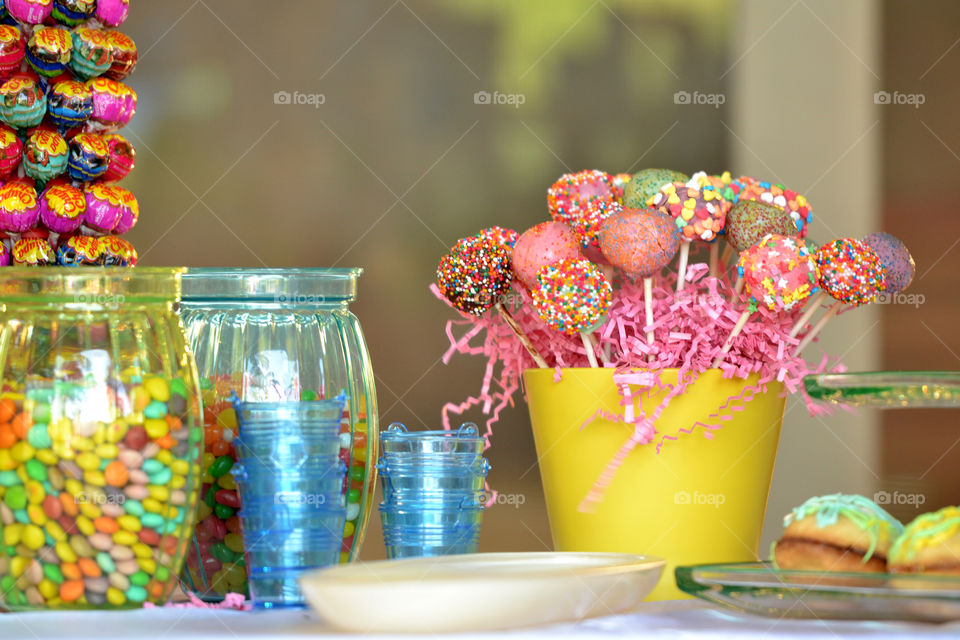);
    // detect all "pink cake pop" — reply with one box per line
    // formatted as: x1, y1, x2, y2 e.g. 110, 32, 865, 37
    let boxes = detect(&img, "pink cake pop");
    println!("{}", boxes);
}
547, 170, 615, 227
0, 181, 39, 233
511, 221, 581, 289
714, 234, 819, 367
531, 257, 612, 368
